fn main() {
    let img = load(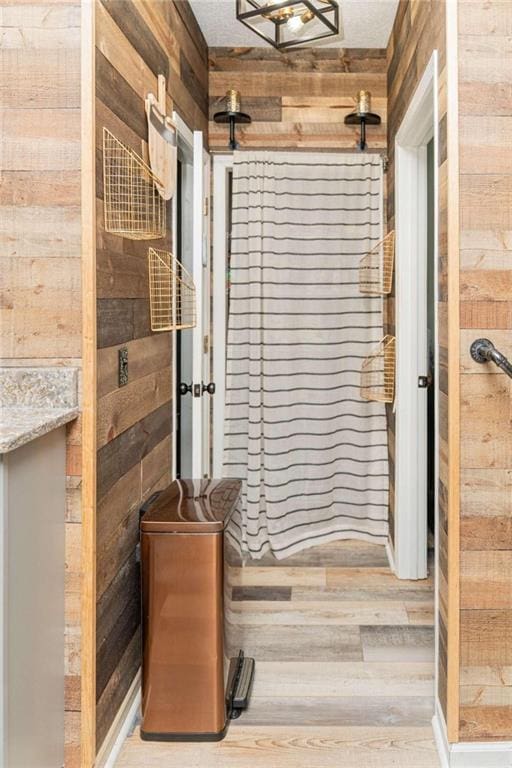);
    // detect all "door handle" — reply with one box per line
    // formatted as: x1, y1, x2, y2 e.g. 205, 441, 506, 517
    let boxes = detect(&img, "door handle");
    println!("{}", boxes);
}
180, 382, 215, 396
